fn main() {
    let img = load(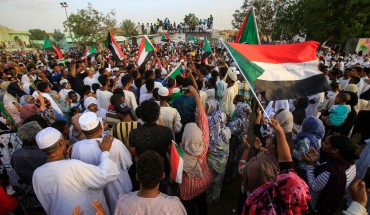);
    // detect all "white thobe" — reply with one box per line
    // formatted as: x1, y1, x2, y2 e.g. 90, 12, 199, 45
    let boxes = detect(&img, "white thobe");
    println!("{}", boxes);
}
139, 82, 163, 95
123, 90, 138, 111
221, 83, 239, 117
32, 152, 119, 215
96, 89, 113, 111
71, 138, 133, 214
306, 93, 325, 118
32, 91, 63, 115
